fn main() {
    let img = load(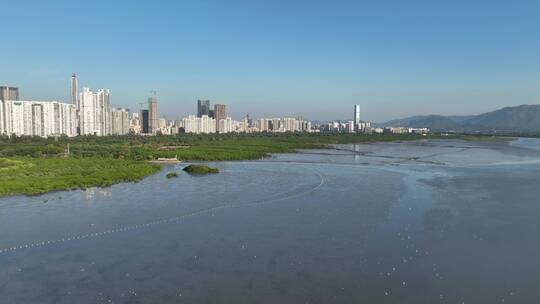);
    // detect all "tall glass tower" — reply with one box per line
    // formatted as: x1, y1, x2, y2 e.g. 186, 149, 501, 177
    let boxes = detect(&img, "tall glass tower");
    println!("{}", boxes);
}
197, 100, 210, 117
71, 73, 78, 105
354, 105, 361, 125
